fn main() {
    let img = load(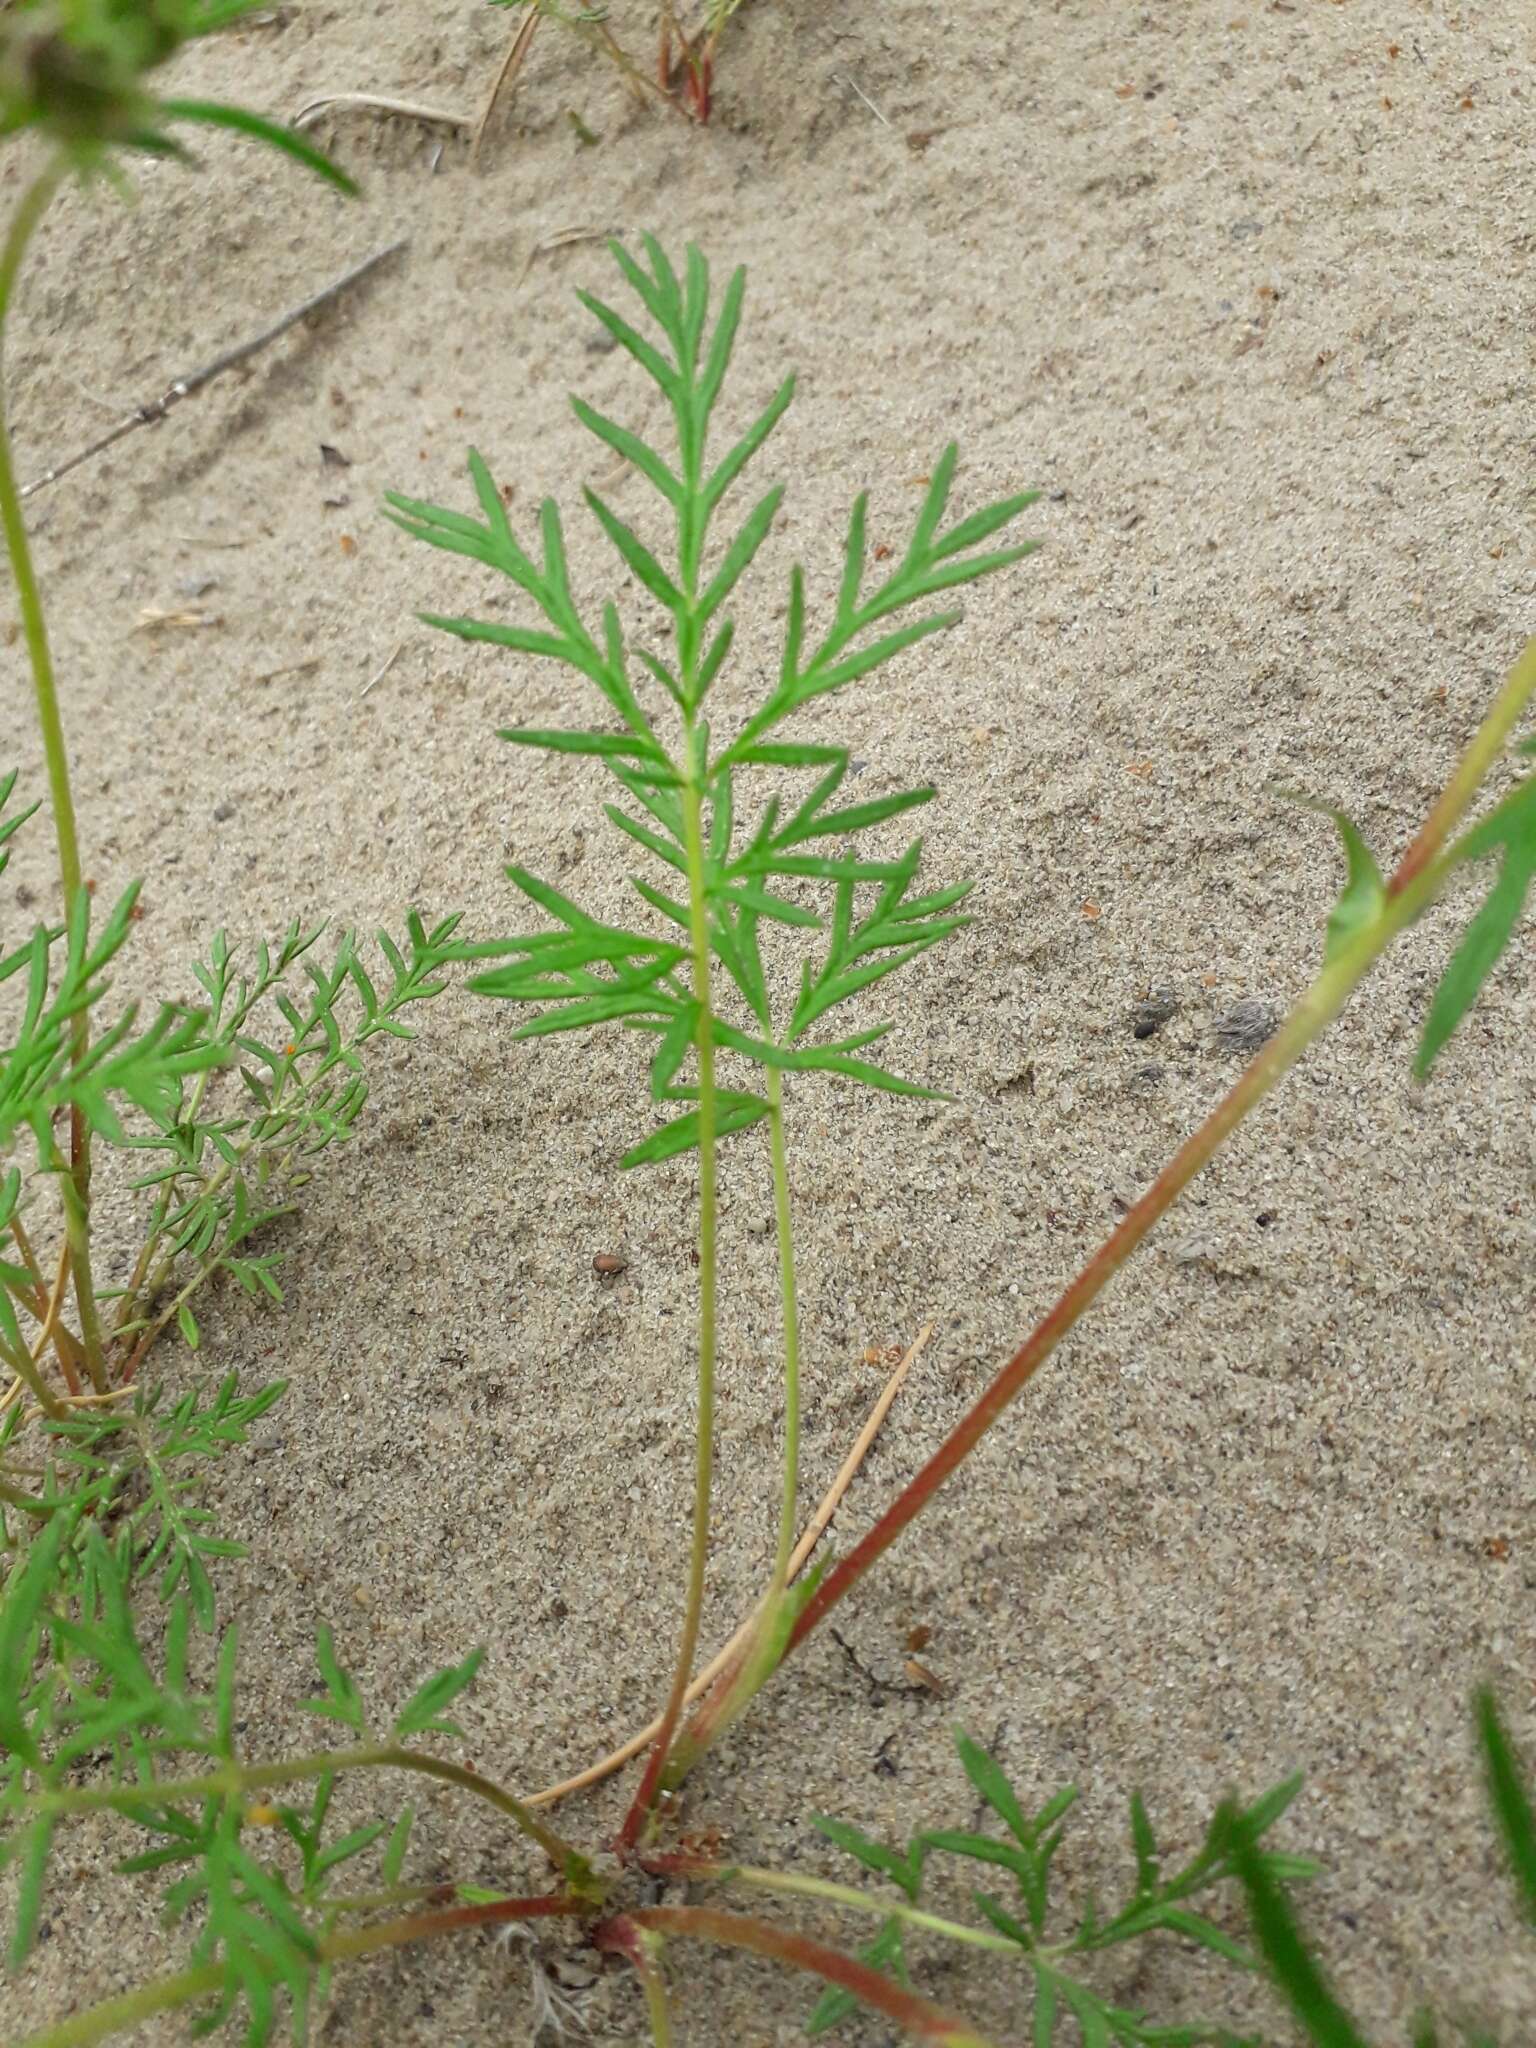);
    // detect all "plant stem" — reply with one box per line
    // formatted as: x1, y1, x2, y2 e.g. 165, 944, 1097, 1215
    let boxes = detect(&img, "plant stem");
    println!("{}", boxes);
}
33, 1128, 104, 1394
596, 1905, 997, 2046
621, 755, 719, 1849
786, 636, 1536, 1652
34, 1741, 592, 1884
1389, 634, 1536, 896
634, 1071, 804, 1789
7, 1215, 84, 1392
636, 1930, 675, 2046
645, 1854, 1018, 1955
766, 1068, 800, 1591
0, 167, 72, 894
14, 1893, 583, 2048
0, 161, 108, 1391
